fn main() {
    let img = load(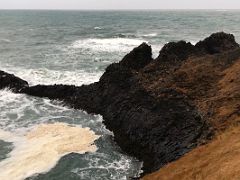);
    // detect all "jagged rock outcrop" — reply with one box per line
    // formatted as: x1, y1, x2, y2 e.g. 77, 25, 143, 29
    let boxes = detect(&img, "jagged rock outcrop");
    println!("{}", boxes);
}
120, 42, 153, 70
0, 70, 28, 92
156, 32, 239, 62
195, 32, 239, 54
1, 32, 239, 177
156, 41, 195, 62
